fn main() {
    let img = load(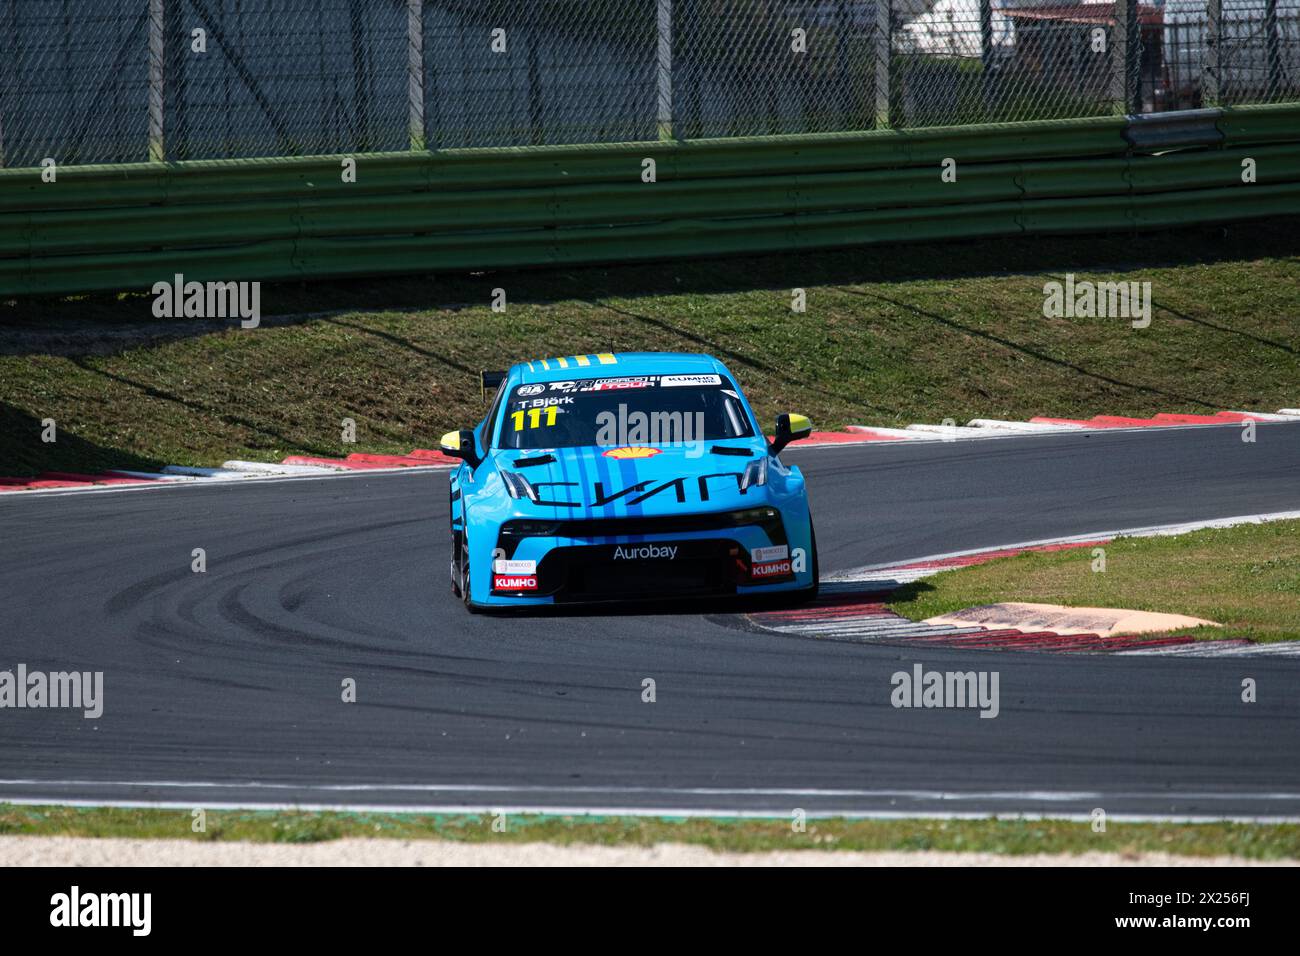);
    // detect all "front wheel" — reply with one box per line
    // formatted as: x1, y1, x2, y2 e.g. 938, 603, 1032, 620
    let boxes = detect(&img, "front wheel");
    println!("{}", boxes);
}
793, 521, 819, 604
458, 529, 482, 614
450, 529, 464, 598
